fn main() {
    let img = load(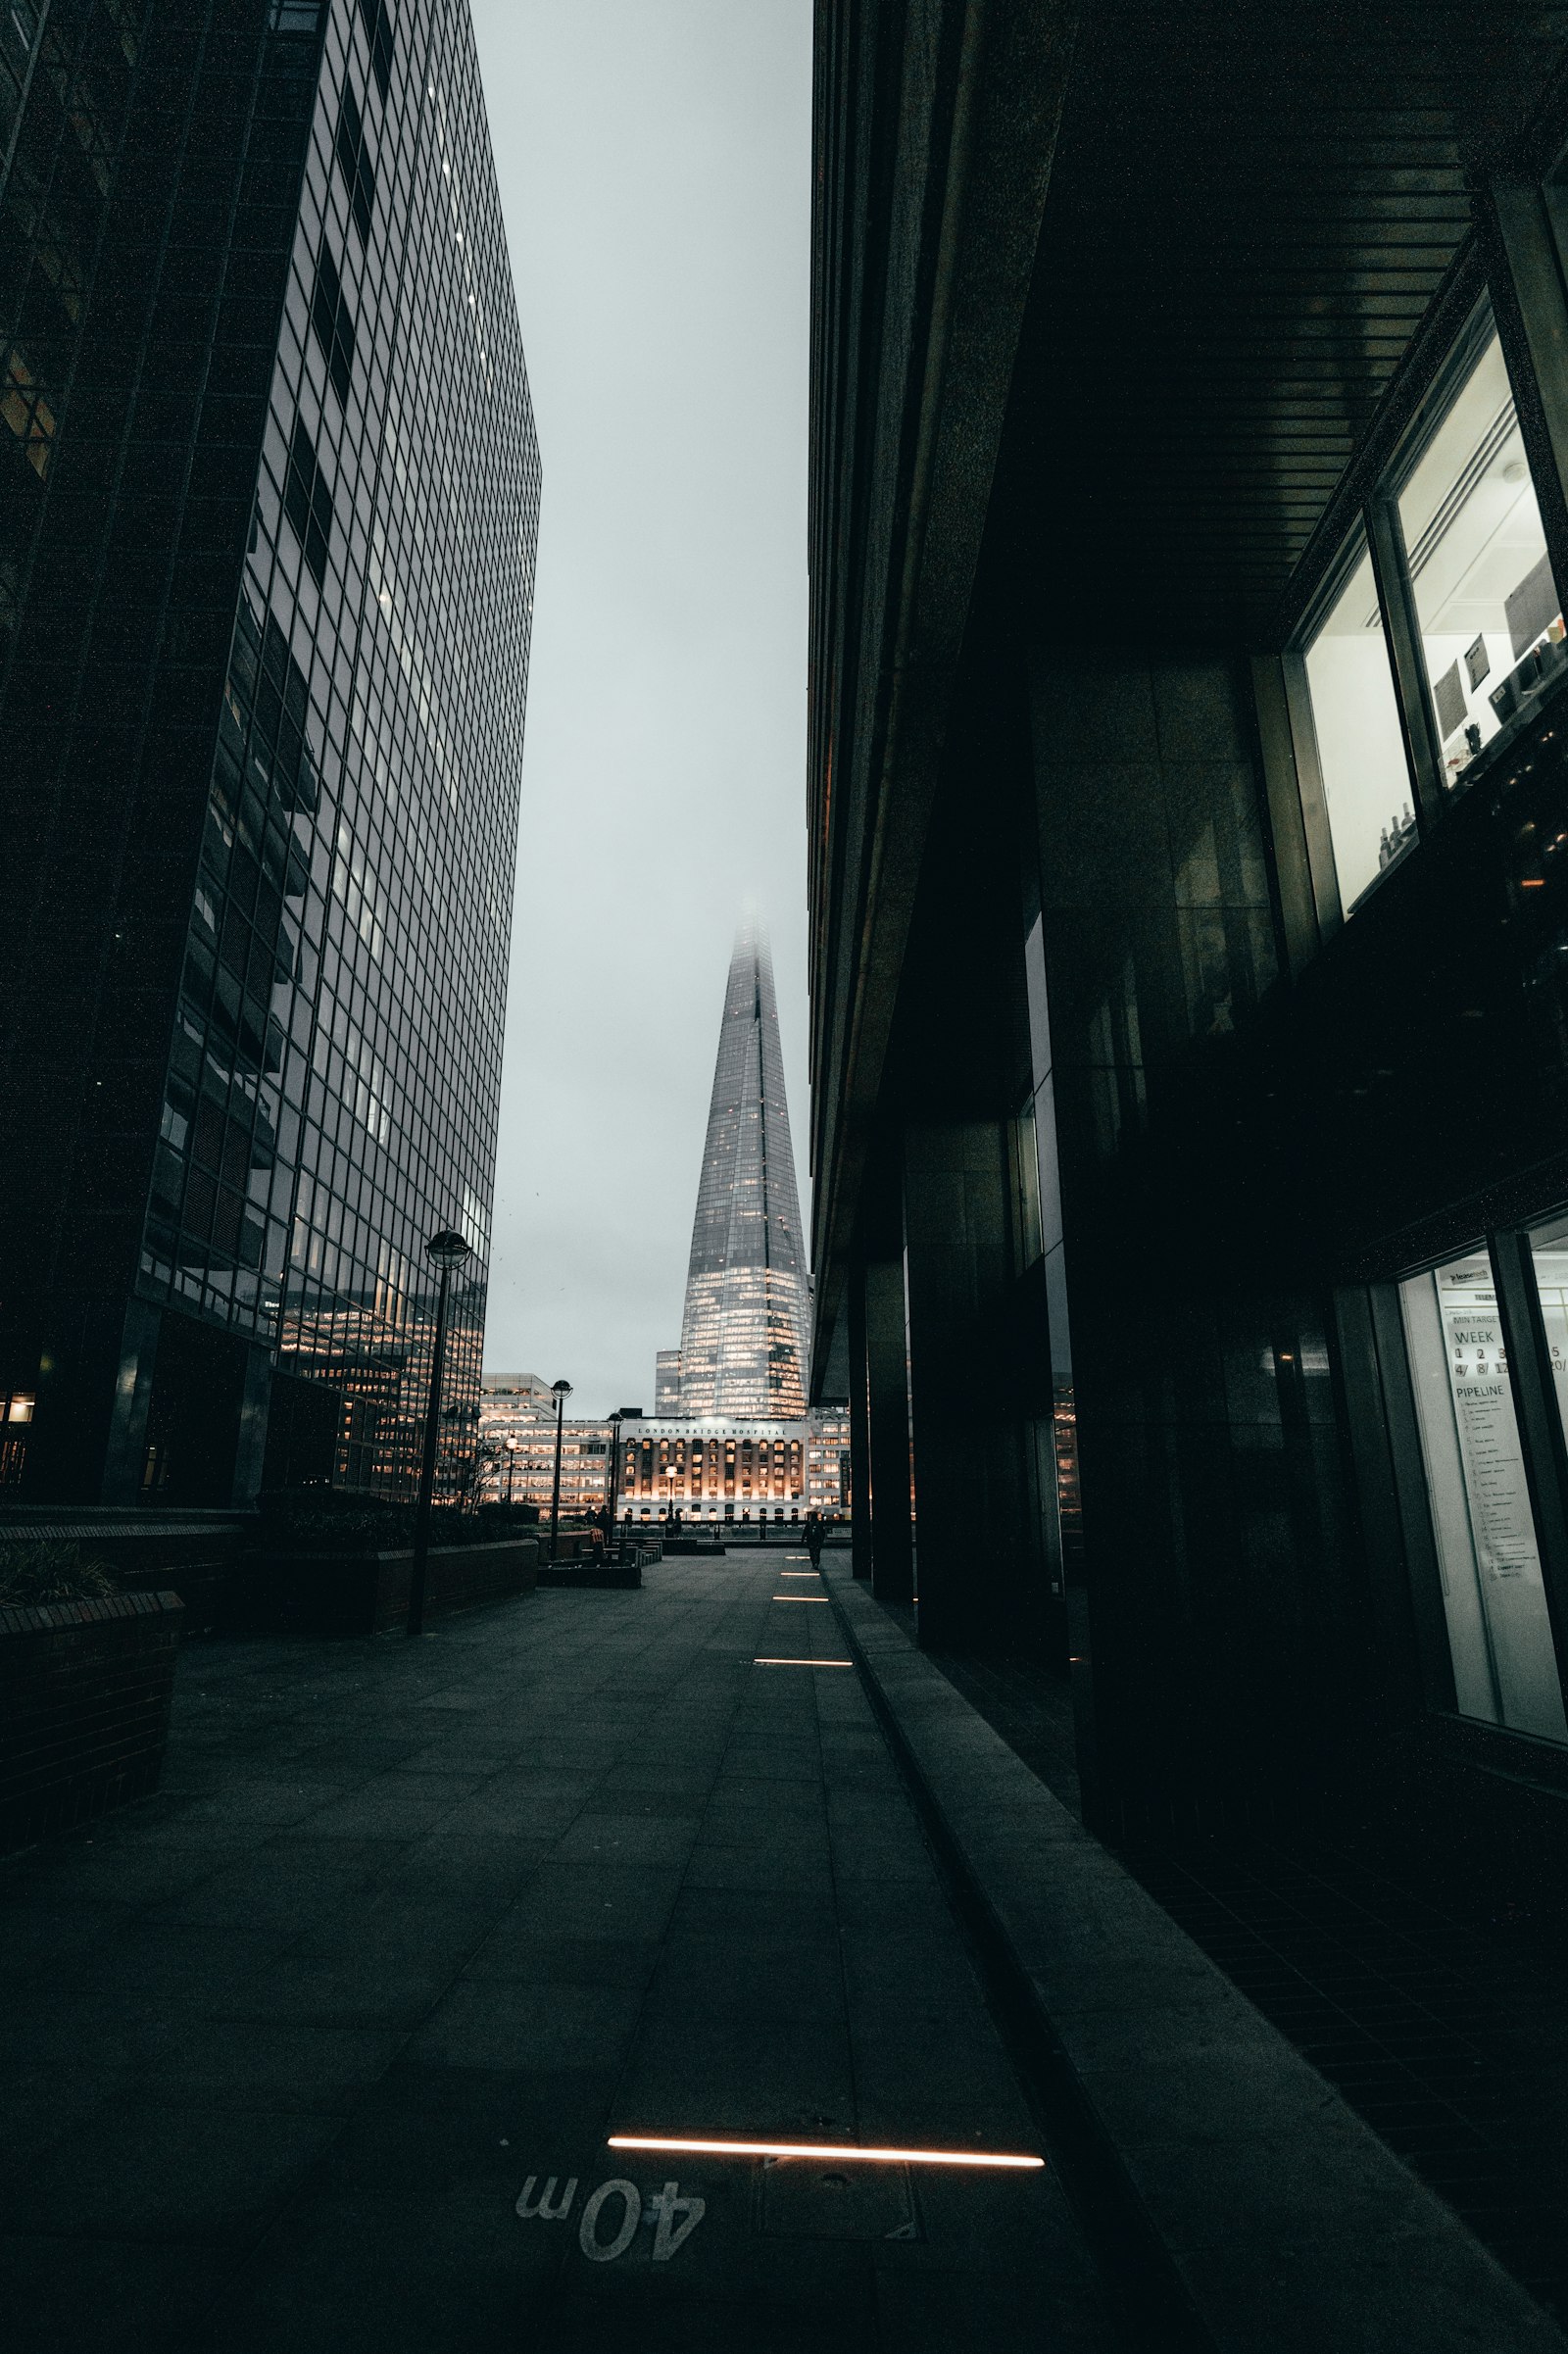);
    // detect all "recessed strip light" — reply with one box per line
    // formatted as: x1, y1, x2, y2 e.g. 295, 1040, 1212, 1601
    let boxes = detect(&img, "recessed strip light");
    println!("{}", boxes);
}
780, 1571, 820, 1578
772, 1595, 829, 1602
753, 1656, 854, 1667
608, 2134, 1044, 2172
